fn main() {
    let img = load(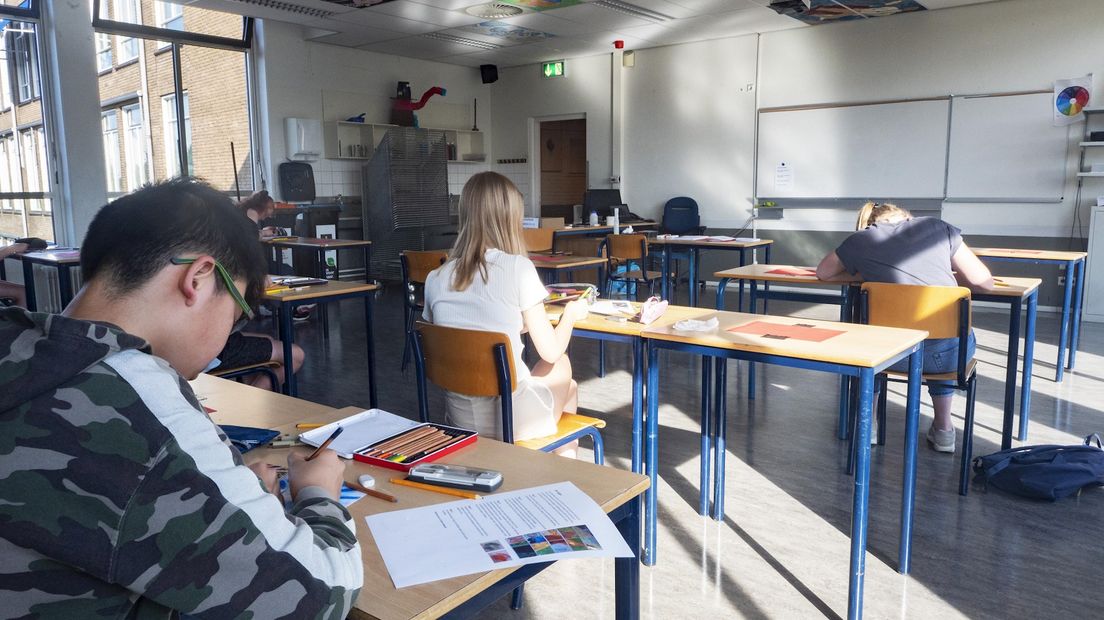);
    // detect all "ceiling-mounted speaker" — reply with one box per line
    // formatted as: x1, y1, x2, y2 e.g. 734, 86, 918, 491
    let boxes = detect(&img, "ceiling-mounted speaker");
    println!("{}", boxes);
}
480, 64, 499, 84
